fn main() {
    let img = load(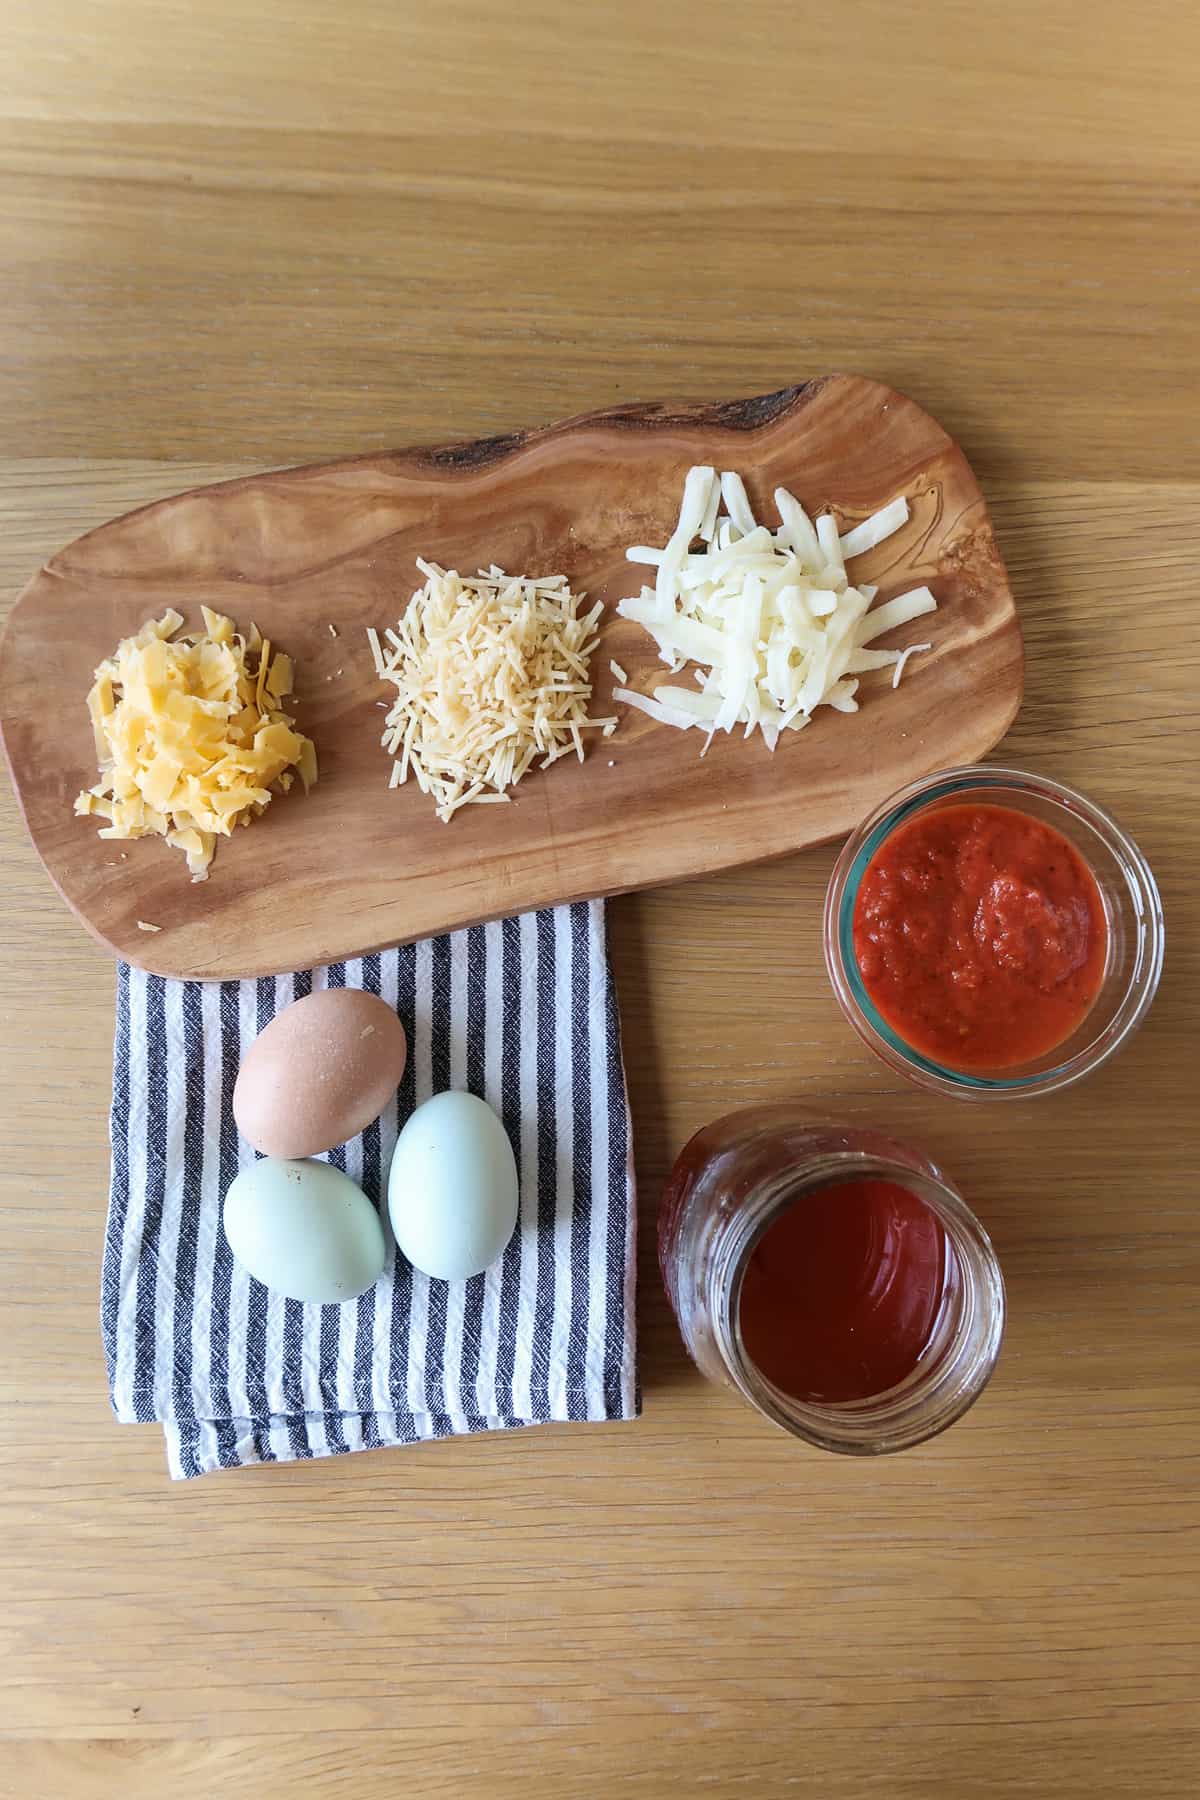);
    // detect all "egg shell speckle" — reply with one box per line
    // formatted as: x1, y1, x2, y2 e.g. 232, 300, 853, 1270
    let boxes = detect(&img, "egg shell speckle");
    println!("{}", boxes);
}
233, 988, 407, 1159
